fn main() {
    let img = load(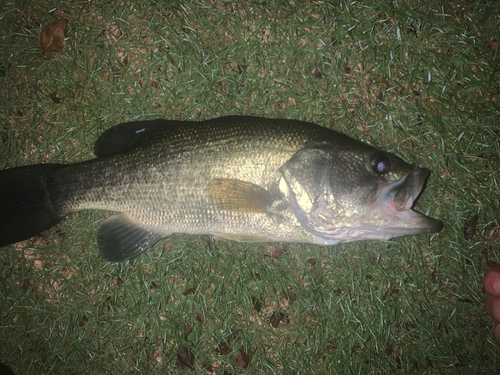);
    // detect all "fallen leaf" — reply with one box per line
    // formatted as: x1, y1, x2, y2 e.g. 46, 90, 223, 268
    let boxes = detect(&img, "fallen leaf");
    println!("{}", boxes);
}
270, 243, 286, 259
176, 345, 194, 369
184, 323, 193, 340
270, 311, 289, 328
30, 231, 48, 246
459, 297, 474, 304
464, 214, 479, 240
488, 40, 500, 52
21, 279, 31, 291
284, 288, 296, 302
311, 65, 322, 78
486, 223, 498, 240
49, 92, 61, 103
115, 277, 123, 288
430, 270, 438, 282
196, 311, 204, 322
40, 19, 68, 53
235, 347, 251, 368
78, 315, 88, 327
203, 363, 214, 372
378, 76, 389, 86
215, 342, 231, 355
